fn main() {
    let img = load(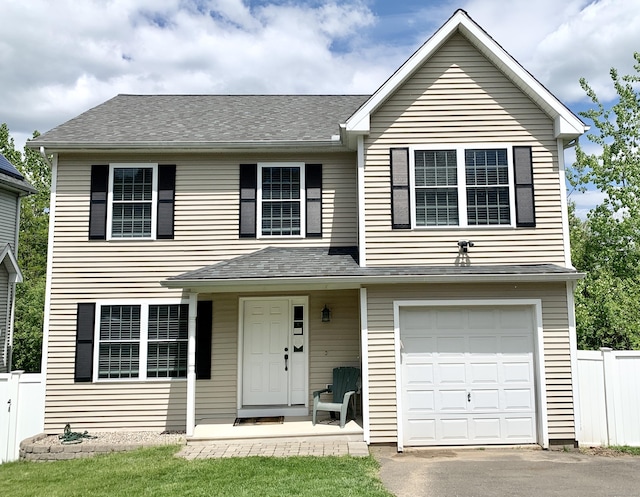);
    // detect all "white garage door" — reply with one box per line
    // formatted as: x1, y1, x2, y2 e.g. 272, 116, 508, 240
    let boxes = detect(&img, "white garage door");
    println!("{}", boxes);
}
400, 305, 536, 446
